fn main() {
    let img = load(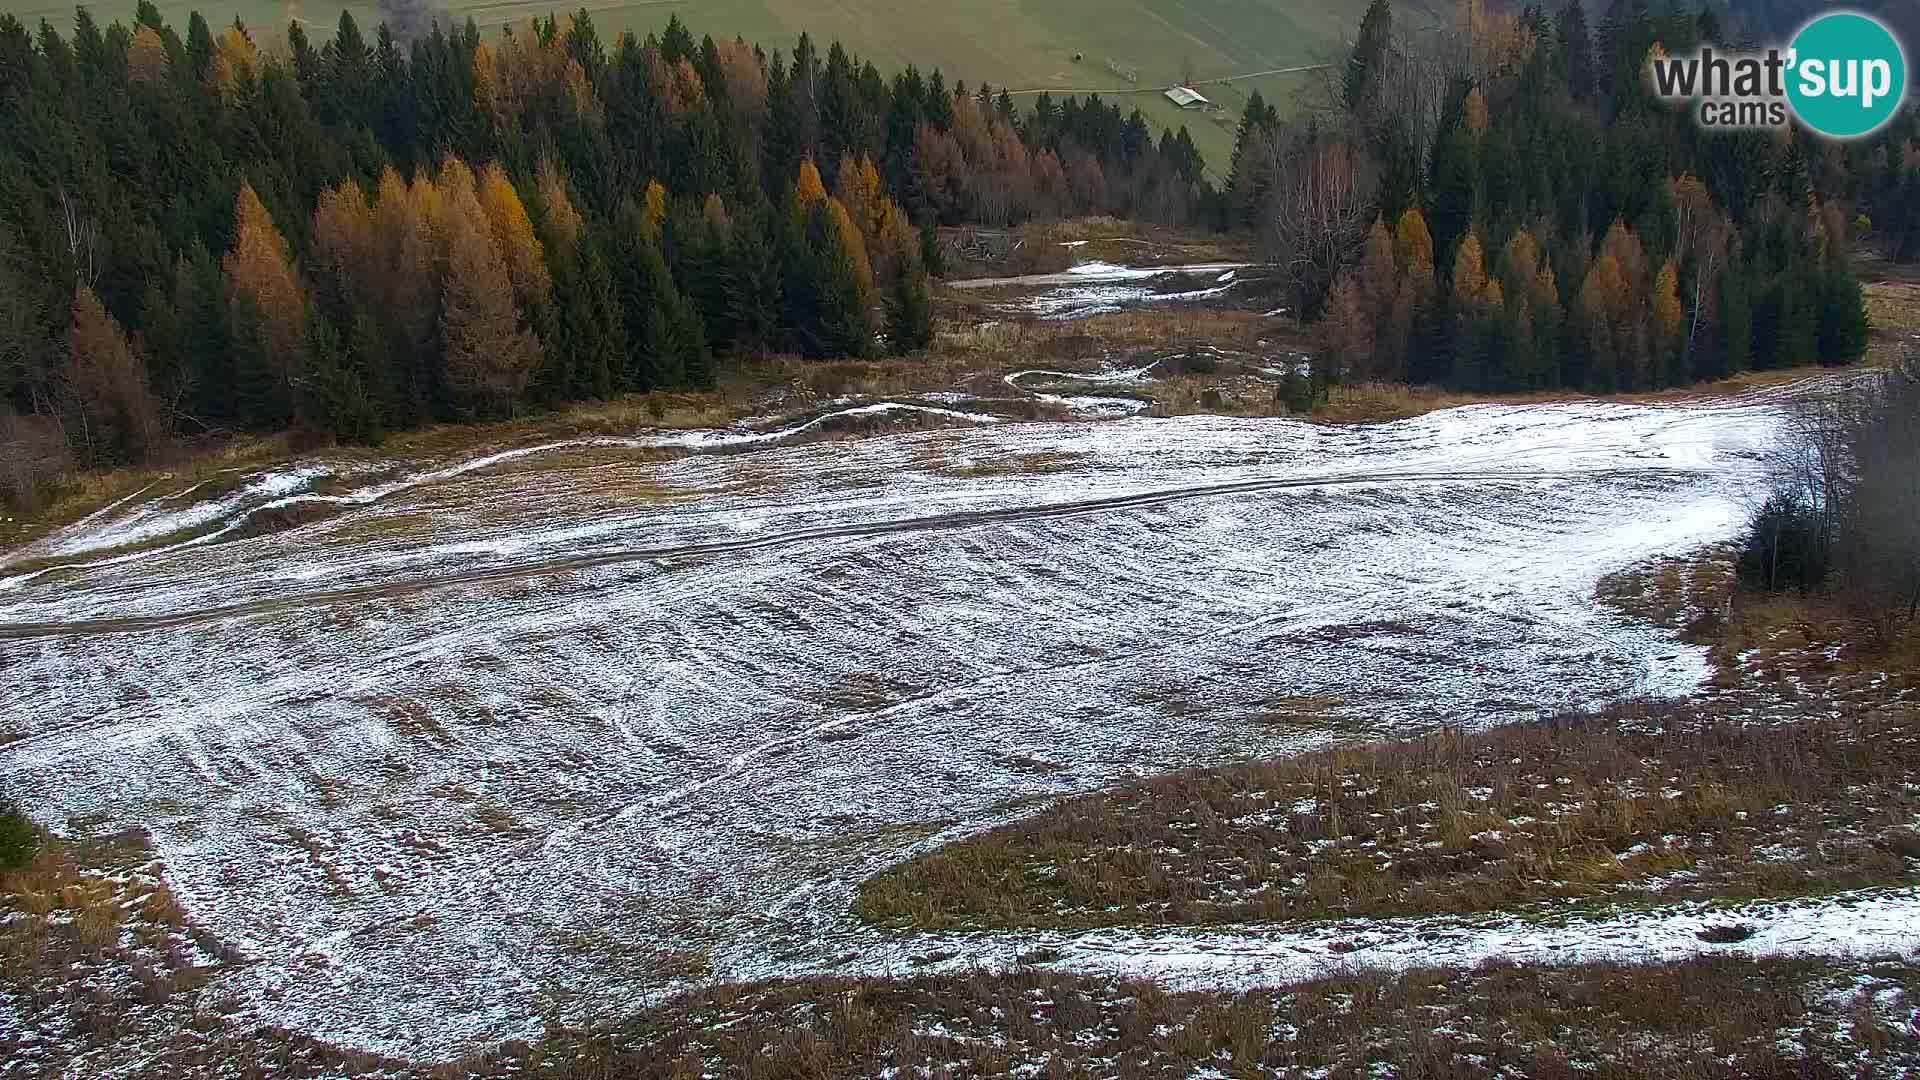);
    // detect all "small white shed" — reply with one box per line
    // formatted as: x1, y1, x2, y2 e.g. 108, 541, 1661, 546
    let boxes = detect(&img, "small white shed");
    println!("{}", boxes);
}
1164, 85, 1210, 108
